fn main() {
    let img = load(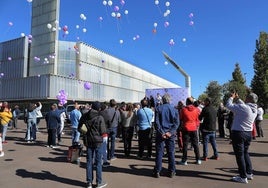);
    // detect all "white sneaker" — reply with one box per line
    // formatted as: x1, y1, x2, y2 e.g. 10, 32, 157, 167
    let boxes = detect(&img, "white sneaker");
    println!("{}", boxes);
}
246, 173, 253, 180
232, 175, 248, 184
0, 152, 4, 157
